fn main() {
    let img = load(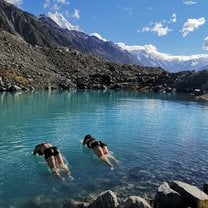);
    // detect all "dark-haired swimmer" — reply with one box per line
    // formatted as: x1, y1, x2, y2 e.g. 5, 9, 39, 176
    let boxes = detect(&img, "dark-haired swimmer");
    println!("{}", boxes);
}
33, 143, 72, 178
82, 134, 116, 170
